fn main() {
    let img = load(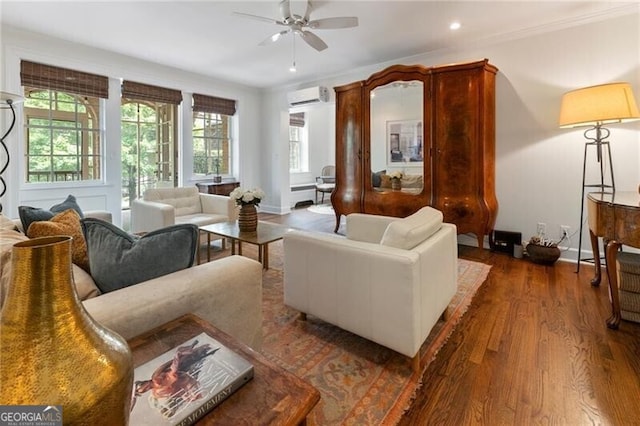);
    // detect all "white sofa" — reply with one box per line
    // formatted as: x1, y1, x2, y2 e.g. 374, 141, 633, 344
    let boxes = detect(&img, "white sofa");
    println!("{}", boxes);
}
283, 207, 457, 366
1, 211, 263, 350
130, 187, 238, 234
